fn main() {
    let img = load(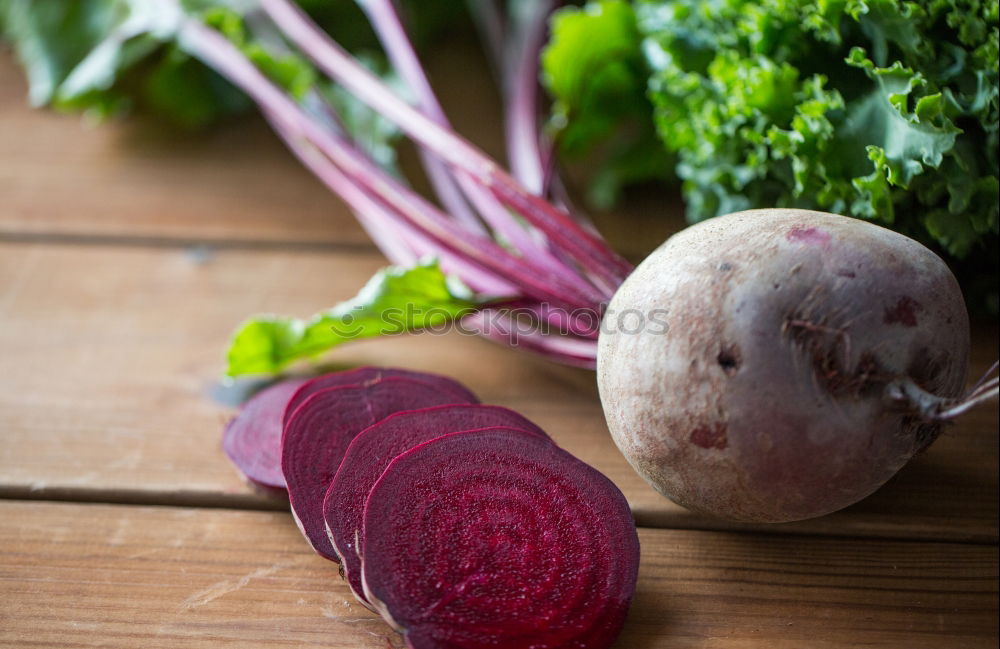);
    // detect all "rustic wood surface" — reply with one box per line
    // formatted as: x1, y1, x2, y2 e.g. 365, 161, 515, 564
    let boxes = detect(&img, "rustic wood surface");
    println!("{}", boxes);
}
1, 501, 996, 649
0, 242, 996, 543
0, 39, 997, 649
